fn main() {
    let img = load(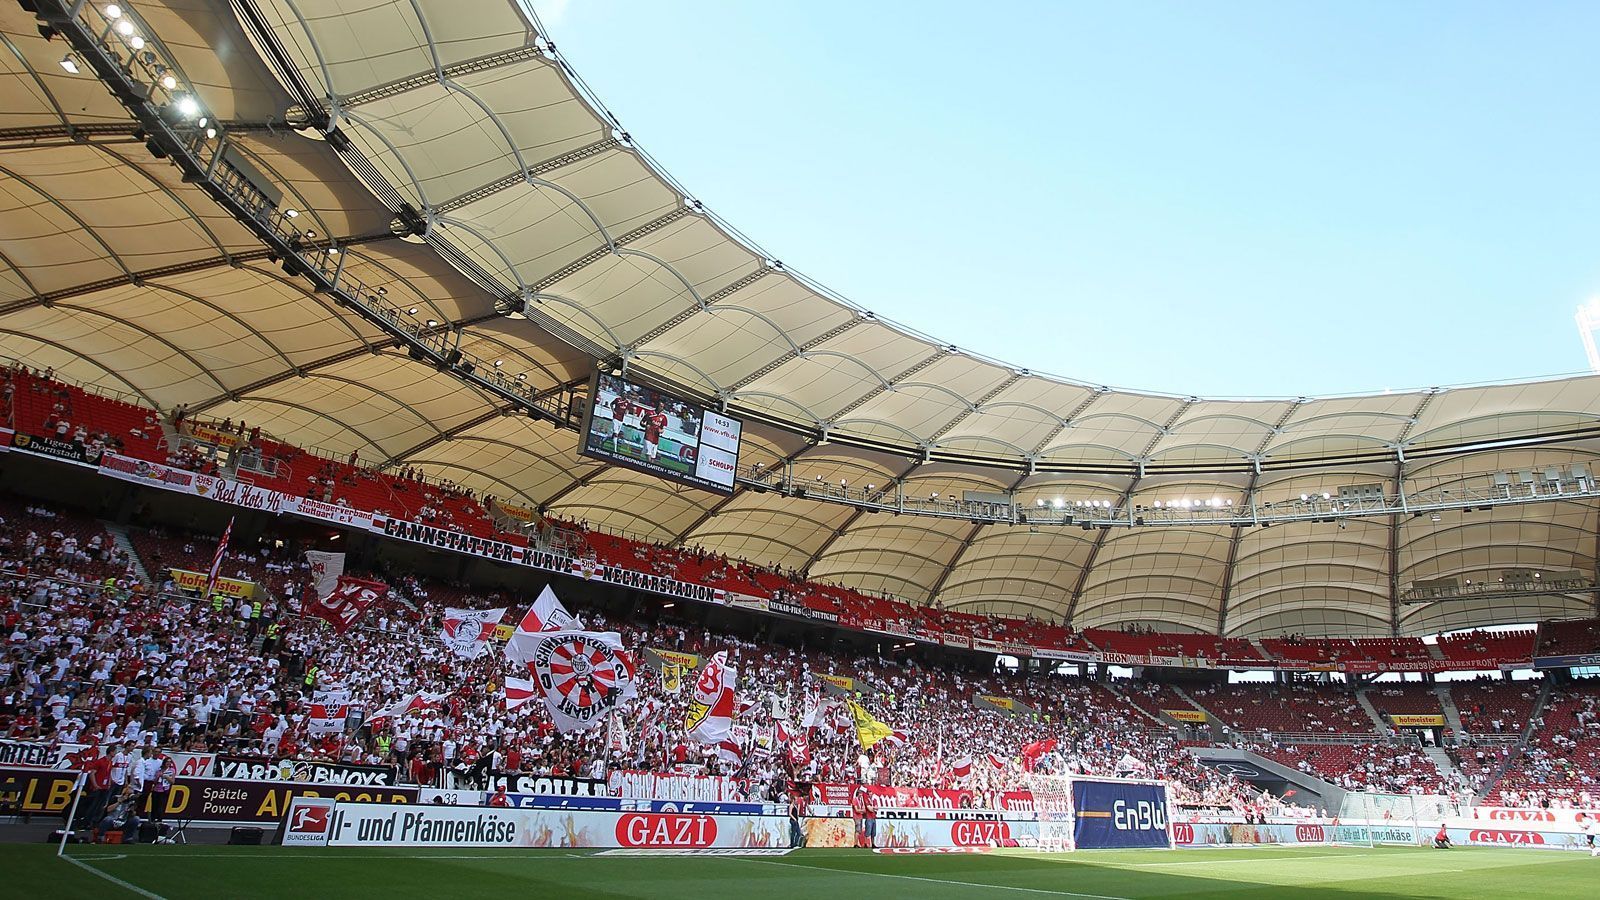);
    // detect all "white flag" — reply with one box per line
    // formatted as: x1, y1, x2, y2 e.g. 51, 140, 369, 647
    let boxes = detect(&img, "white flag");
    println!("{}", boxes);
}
440, 607, 507, 659
525, 629, 639, 733
304, 550, 347, 600
505, 586, 579, 664
687, 651, 737, 745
